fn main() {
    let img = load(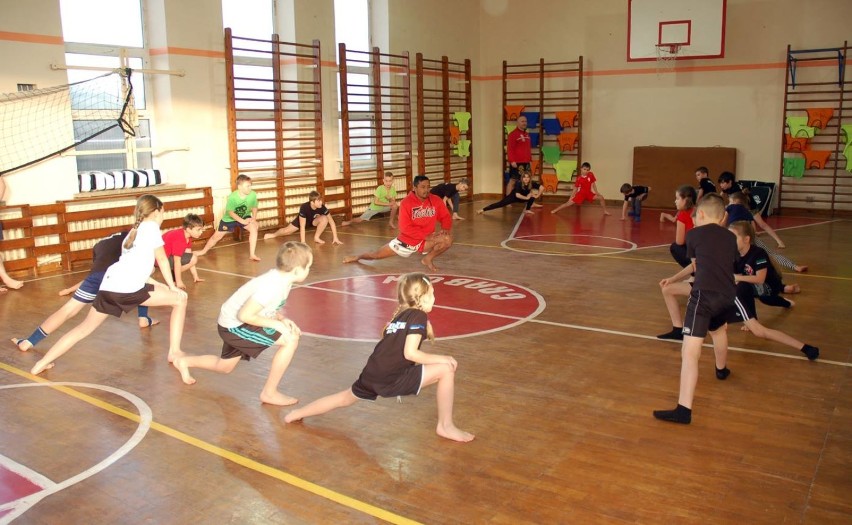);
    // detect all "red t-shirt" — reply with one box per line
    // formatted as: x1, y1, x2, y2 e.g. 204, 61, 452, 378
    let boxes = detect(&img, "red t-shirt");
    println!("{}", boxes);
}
575, 171, 597, 194
398, 192, 452, 247
676, 209, 694, 233
162, 228, 191, 259
507, 128, 531, 163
